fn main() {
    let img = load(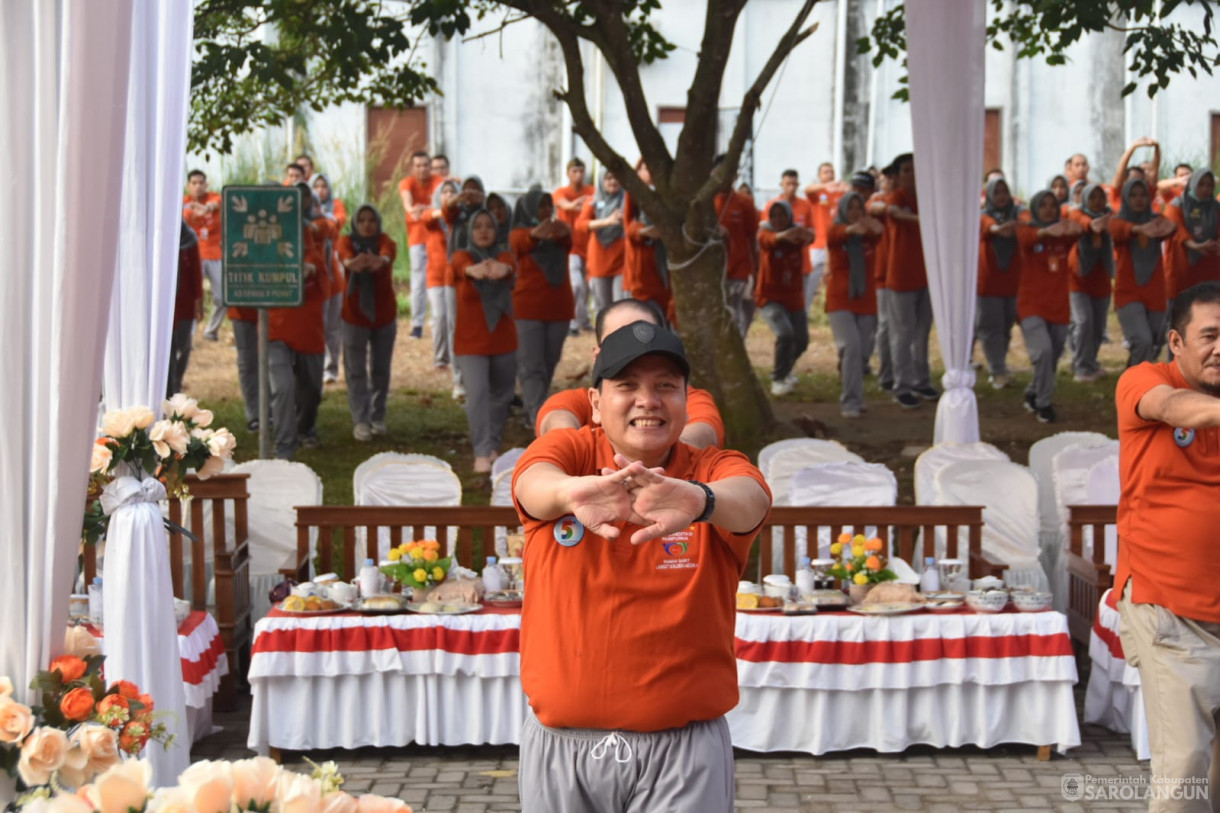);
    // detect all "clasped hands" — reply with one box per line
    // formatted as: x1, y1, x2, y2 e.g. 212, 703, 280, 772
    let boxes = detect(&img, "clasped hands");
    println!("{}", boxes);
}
566, 453, 707, 545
